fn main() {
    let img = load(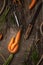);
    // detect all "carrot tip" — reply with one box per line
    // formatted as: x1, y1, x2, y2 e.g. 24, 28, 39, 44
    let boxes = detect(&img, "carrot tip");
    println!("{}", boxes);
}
29, 0, 36, 10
